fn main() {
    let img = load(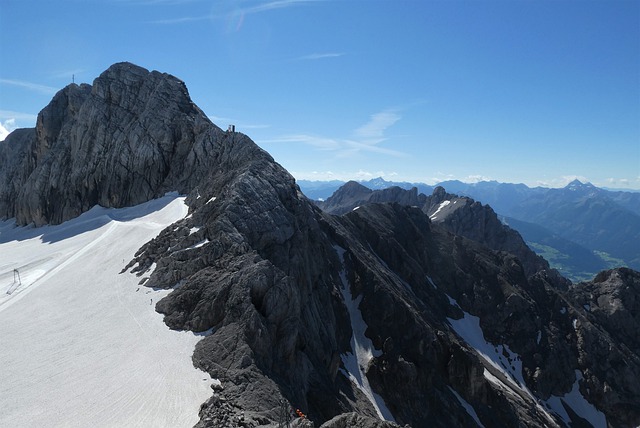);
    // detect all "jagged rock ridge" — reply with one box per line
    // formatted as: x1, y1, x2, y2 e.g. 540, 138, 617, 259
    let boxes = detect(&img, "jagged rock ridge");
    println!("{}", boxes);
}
0, 62, 229, 226
318, 182, 558, 280
1, 63, 639, 428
